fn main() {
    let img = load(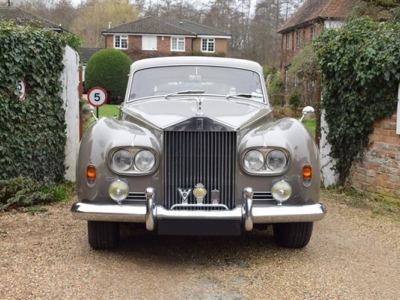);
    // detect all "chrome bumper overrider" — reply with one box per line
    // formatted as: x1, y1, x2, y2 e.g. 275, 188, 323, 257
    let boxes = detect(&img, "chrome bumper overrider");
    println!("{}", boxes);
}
71, 187, 326, 231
